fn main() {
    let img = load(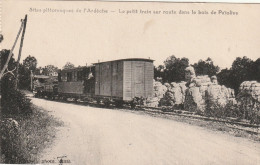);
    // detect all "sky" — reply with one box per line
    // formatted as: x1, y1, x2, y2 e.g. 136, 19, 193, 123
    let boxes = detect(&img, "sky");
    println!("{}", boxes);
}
1, 1, 260, 69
